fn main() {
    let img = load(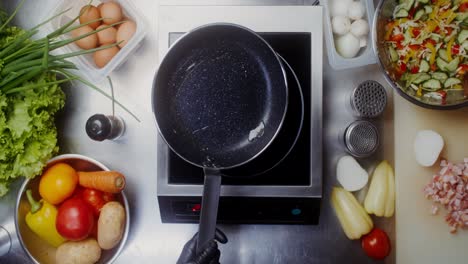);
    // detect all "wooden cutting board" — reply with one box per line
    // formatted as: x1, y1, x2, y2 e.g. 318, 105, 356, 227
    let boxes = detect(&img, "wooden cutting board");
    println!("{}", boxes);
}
394, 94, 468, 264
